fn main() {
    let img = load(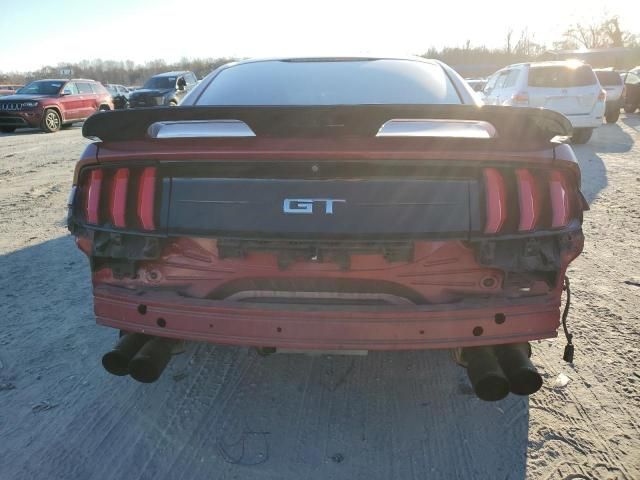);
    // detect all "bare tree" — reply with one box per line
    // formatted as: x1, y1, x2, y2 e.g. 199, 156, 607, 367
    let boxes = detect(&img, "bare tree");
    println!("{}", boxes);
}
555, 15, 638, 50
505, 29, 513, 55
